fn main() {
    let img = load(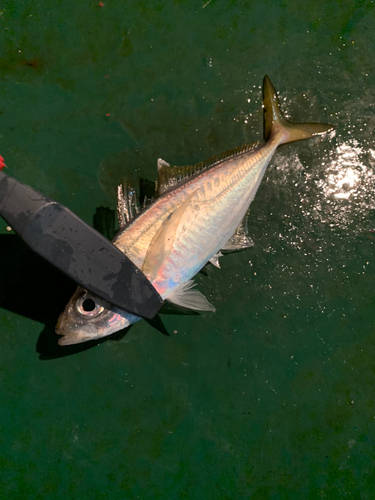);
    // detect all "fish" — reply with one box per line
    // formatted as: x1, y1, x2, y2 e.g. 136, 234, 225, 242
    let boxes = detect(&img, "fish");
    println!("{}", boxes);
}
56, 76, 334, 345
